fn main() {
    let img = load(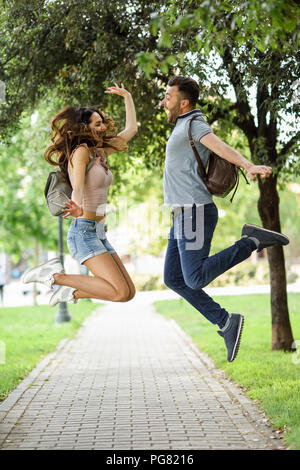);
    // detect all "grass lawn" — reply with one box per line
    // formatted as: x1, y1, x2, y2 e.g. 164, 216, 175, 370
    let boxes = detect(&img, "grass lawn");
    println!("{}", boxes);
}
154, 293, 300, 450
0, 300, 100, 402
